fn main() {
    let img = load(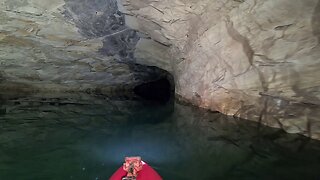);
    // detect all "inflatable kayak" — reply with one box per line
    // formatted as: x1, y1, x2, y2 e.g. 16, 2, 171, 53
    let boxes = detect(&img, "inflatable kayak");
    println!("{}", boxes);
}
110, 157, 162, 180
